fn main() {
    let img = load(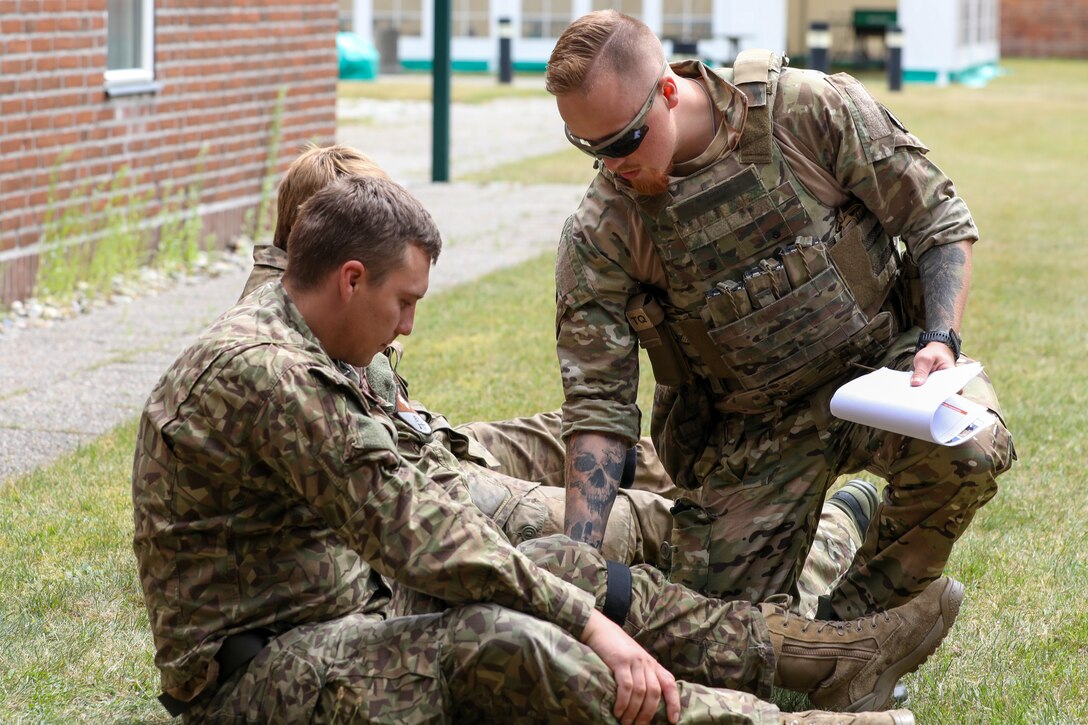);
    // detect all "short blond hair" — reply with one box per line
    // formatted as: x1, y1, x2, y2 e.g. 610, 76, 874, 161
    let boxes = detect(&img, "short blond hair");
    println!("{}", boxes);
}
273, 144, 389, 250
545, 10, 663, 96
